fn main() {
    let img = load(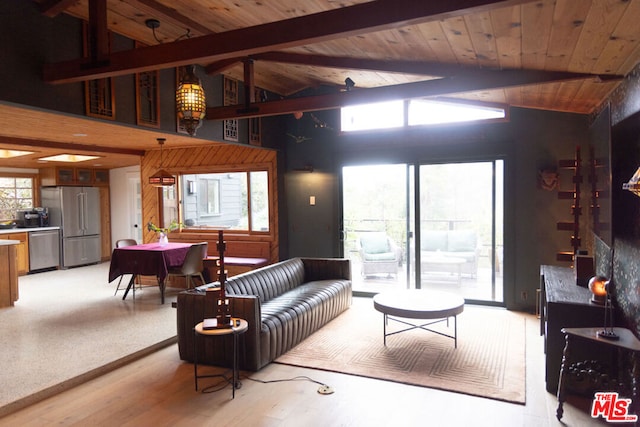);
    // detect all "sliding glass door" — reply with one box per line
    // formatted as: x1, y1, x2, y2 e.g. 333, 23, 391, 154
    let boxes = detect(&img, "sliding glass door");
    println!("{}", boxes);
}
342, 160, 503, 303
342, 164, 413, 293
418, 161, 503, 303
